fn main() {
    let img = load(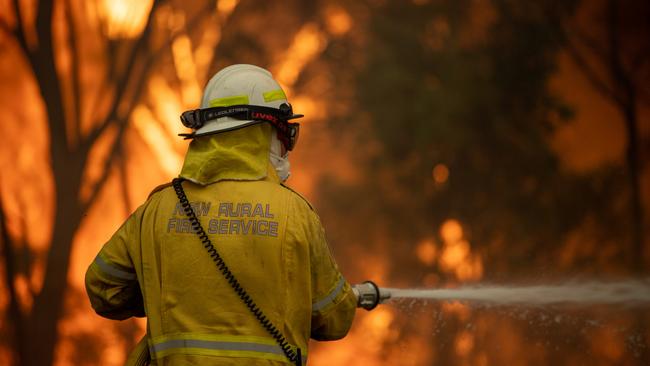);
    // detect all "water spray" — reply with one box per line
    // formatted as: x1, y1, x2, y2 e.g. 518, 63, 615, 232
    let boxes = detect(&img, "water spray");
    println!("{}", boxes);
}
353, 279, 650, 309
